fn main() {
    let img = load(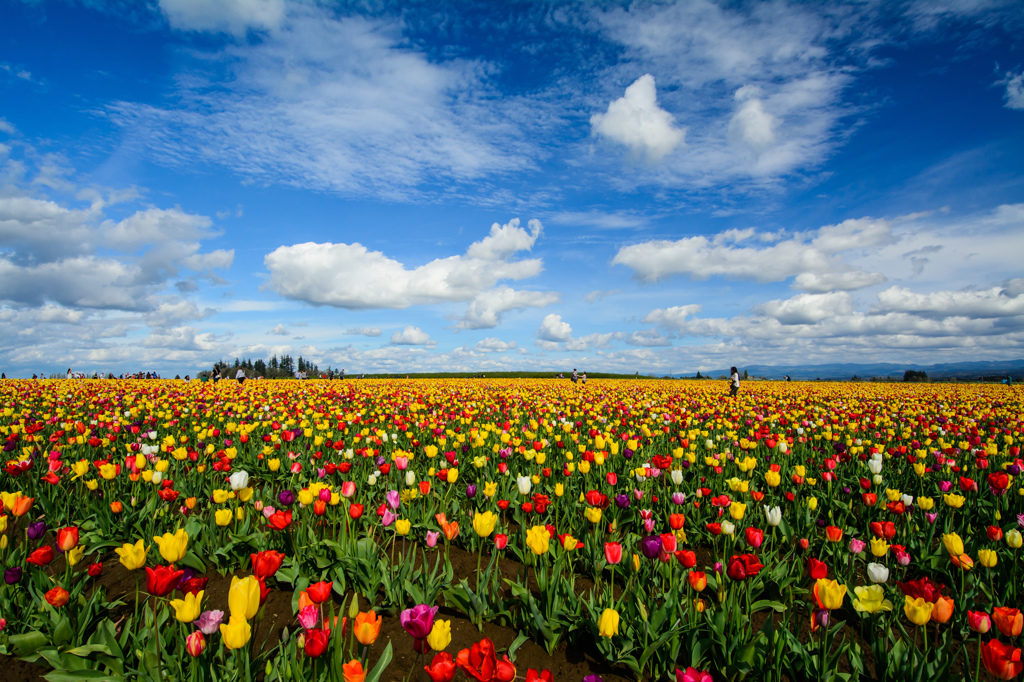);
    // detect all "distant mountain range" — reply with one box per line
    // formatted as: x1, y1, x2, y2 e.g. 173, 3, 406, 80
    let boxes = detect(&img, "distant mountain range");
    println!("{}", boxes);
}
671, 359, 1024, 381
